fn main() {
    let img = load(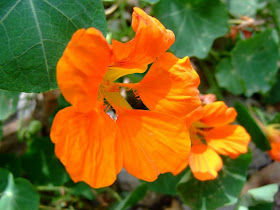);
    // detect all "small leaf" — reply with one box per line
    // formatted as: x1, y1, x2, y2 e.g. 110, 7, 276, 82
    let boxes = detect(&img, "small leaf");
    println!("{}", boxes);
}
22, 137, 69, 185
226, 0, 266, 17
115, 183, 148, 210
235, 184, 278, 210
265, 74, 280, 104
0, 121, 2, 140
215, 58, 245, 95
0, 0, 107, 92
0, 154, 22, 177
269, 112, 280, 124
140, 0, 160, 4
232, 30, 279, 97
177, 152, 252, 210
0, 168, 39, 210
0, 89, 20, 120
70, 182, 95, 200
269, 0, 280, 36
153, 0, 228, 58
234, 102, 271, 151
144, 172, 185, 196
